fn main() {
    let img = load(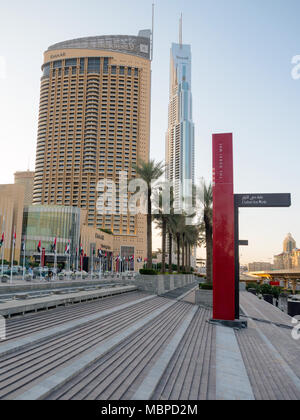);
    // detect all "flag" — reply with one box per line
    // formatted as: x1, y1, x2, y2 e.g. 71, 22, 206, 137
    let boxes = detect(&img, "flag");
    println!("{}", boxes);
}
76, 247, 78, 257
21, 241, 25, 252
98, 249, 103, 258
0, 233, 4, 248
12, 232, 16, 246
37, 240, 41, 253
51, 237, 57, 253
79, 244, 83, 256
65, 241, 70, 255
